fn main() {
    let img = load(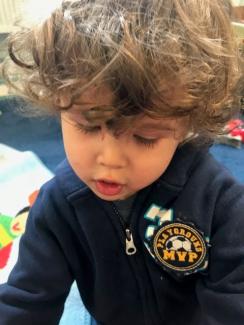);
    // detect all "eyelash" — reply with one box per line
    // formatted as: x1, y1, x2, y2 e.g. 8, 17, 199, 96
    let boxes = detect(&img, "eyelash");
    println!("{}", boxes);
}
74, 124, 158, 148
75, 124, 100, 134
133, 135, 158, 148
